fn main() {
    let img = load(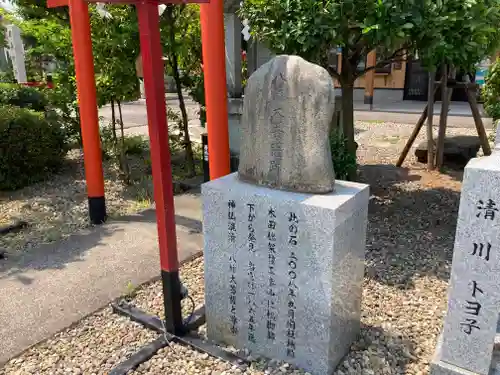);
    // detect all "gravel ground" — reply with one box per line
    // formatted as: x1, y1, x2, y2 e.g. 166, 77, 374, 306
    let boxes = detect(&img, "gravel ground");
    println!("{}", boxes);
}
0, 144, 201, 254
0, 149, 154, 253
1, 121, 495, 375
